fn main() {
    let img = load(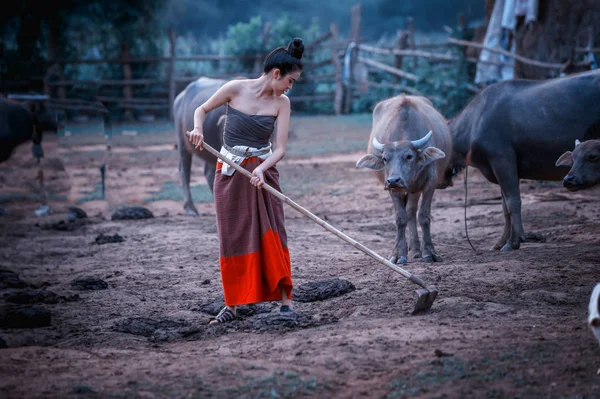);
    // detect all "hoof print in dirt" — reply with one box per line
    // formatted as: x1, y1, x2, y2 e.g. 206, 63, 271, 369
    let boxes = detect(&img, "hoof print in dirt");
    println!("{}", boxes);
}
4, 288, 62, 304
293, 278, 356, 303
67, 206, 87, 221
113, 317, 188, 338
241, 312, 335, 333
111, 206, 154, 221
95, 233, 124, 245
0, 267, 27, 289
71, 276, 108, 291
0, 305, 51, 328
